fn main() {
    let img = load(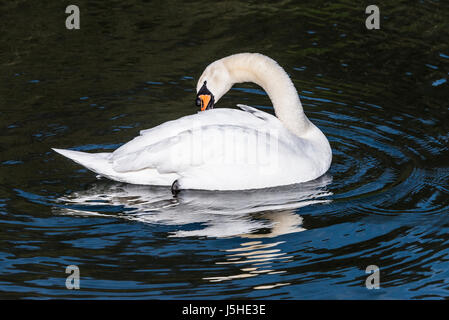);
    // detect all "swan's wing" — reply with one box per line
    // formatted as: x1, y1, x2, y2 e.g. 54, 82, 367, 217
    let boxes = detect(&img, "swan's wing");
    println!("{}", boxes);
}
236, 104, 277, 122
111, 124, 294, 174
111, 108, 278, 160
112, 114, 200, 159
